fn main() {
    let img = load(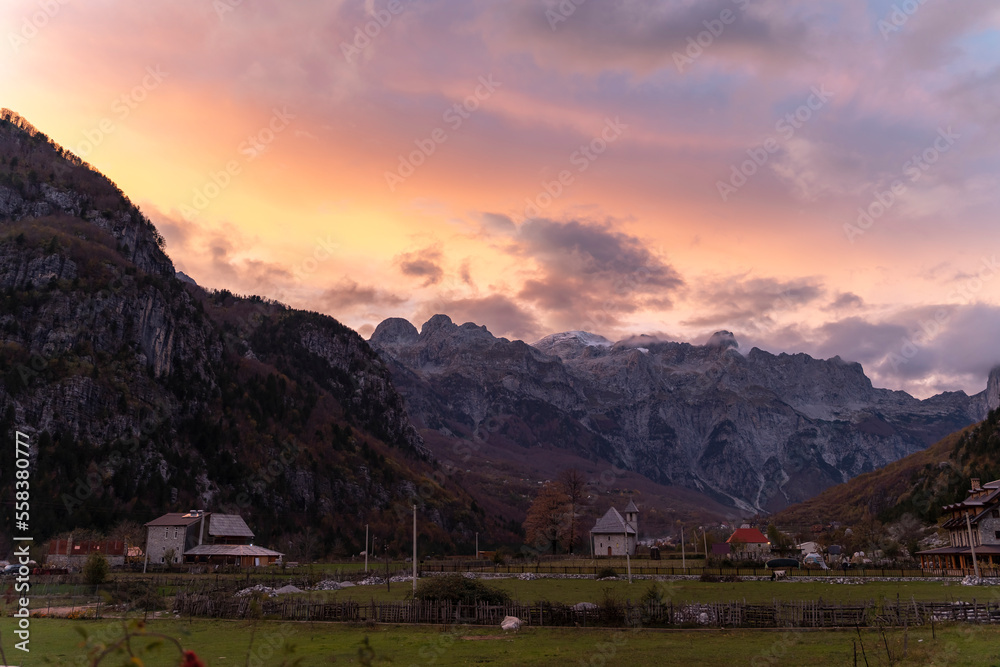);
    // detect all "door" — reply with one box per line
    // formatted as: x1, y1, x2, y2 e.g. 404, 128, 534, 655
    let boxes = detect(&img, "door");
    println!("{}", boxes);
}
608, 546, 612, 556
